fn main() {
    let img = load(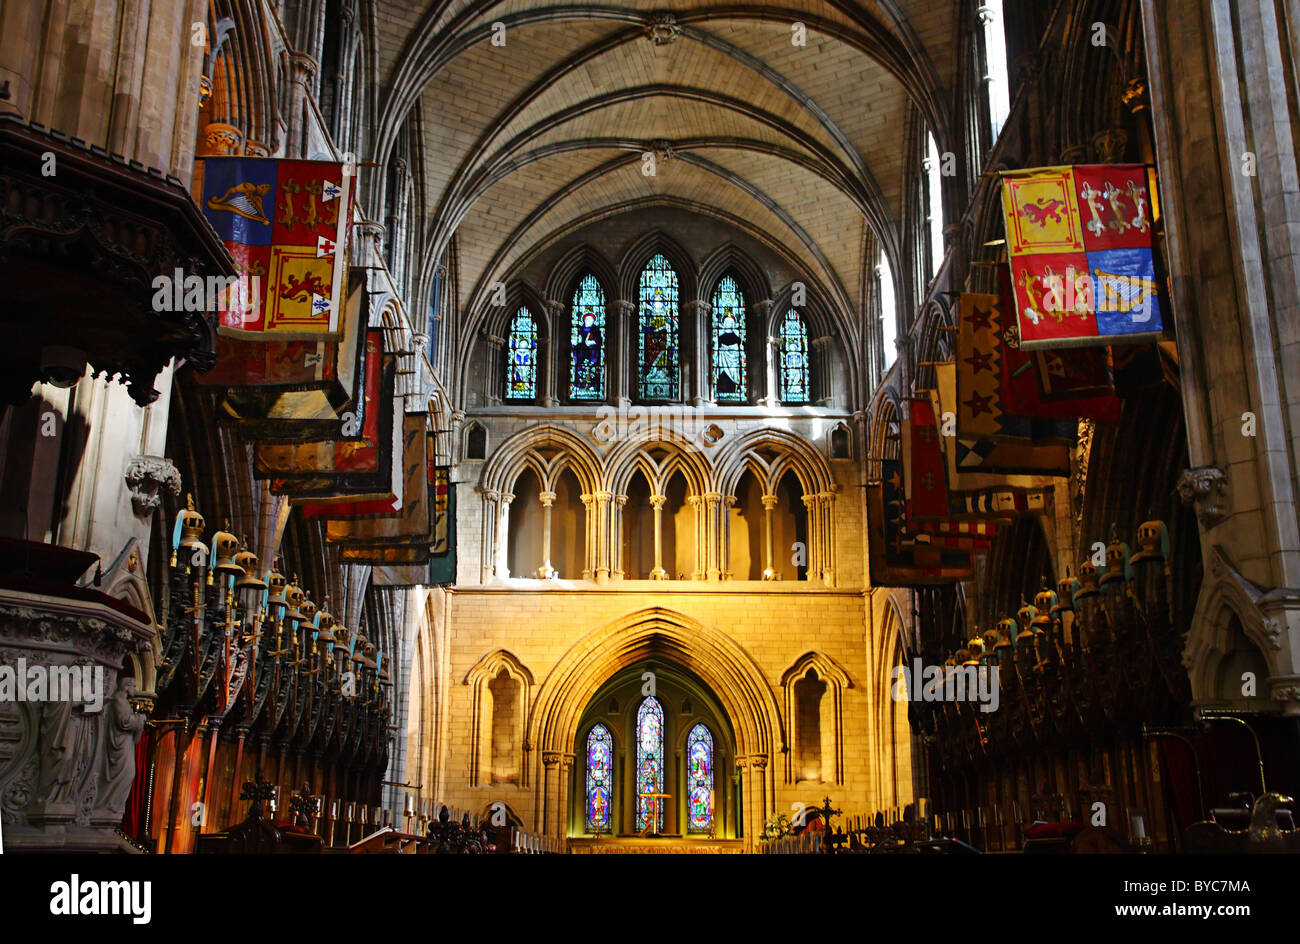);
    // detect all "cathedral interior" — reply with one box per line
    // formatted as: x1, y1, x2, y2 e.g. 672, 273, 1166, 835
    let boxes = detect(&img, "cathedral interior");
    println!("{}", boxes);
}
2, 0, 1300, 862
